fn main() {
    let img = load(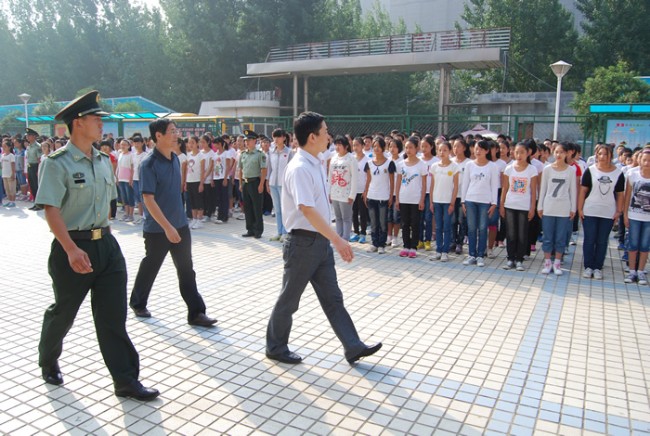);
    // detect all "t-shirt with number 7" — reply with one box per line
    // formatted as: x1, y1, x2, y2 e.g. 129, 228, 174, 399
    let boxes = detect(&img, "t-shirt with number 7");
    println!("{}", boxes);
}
537, 165, 577, 217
